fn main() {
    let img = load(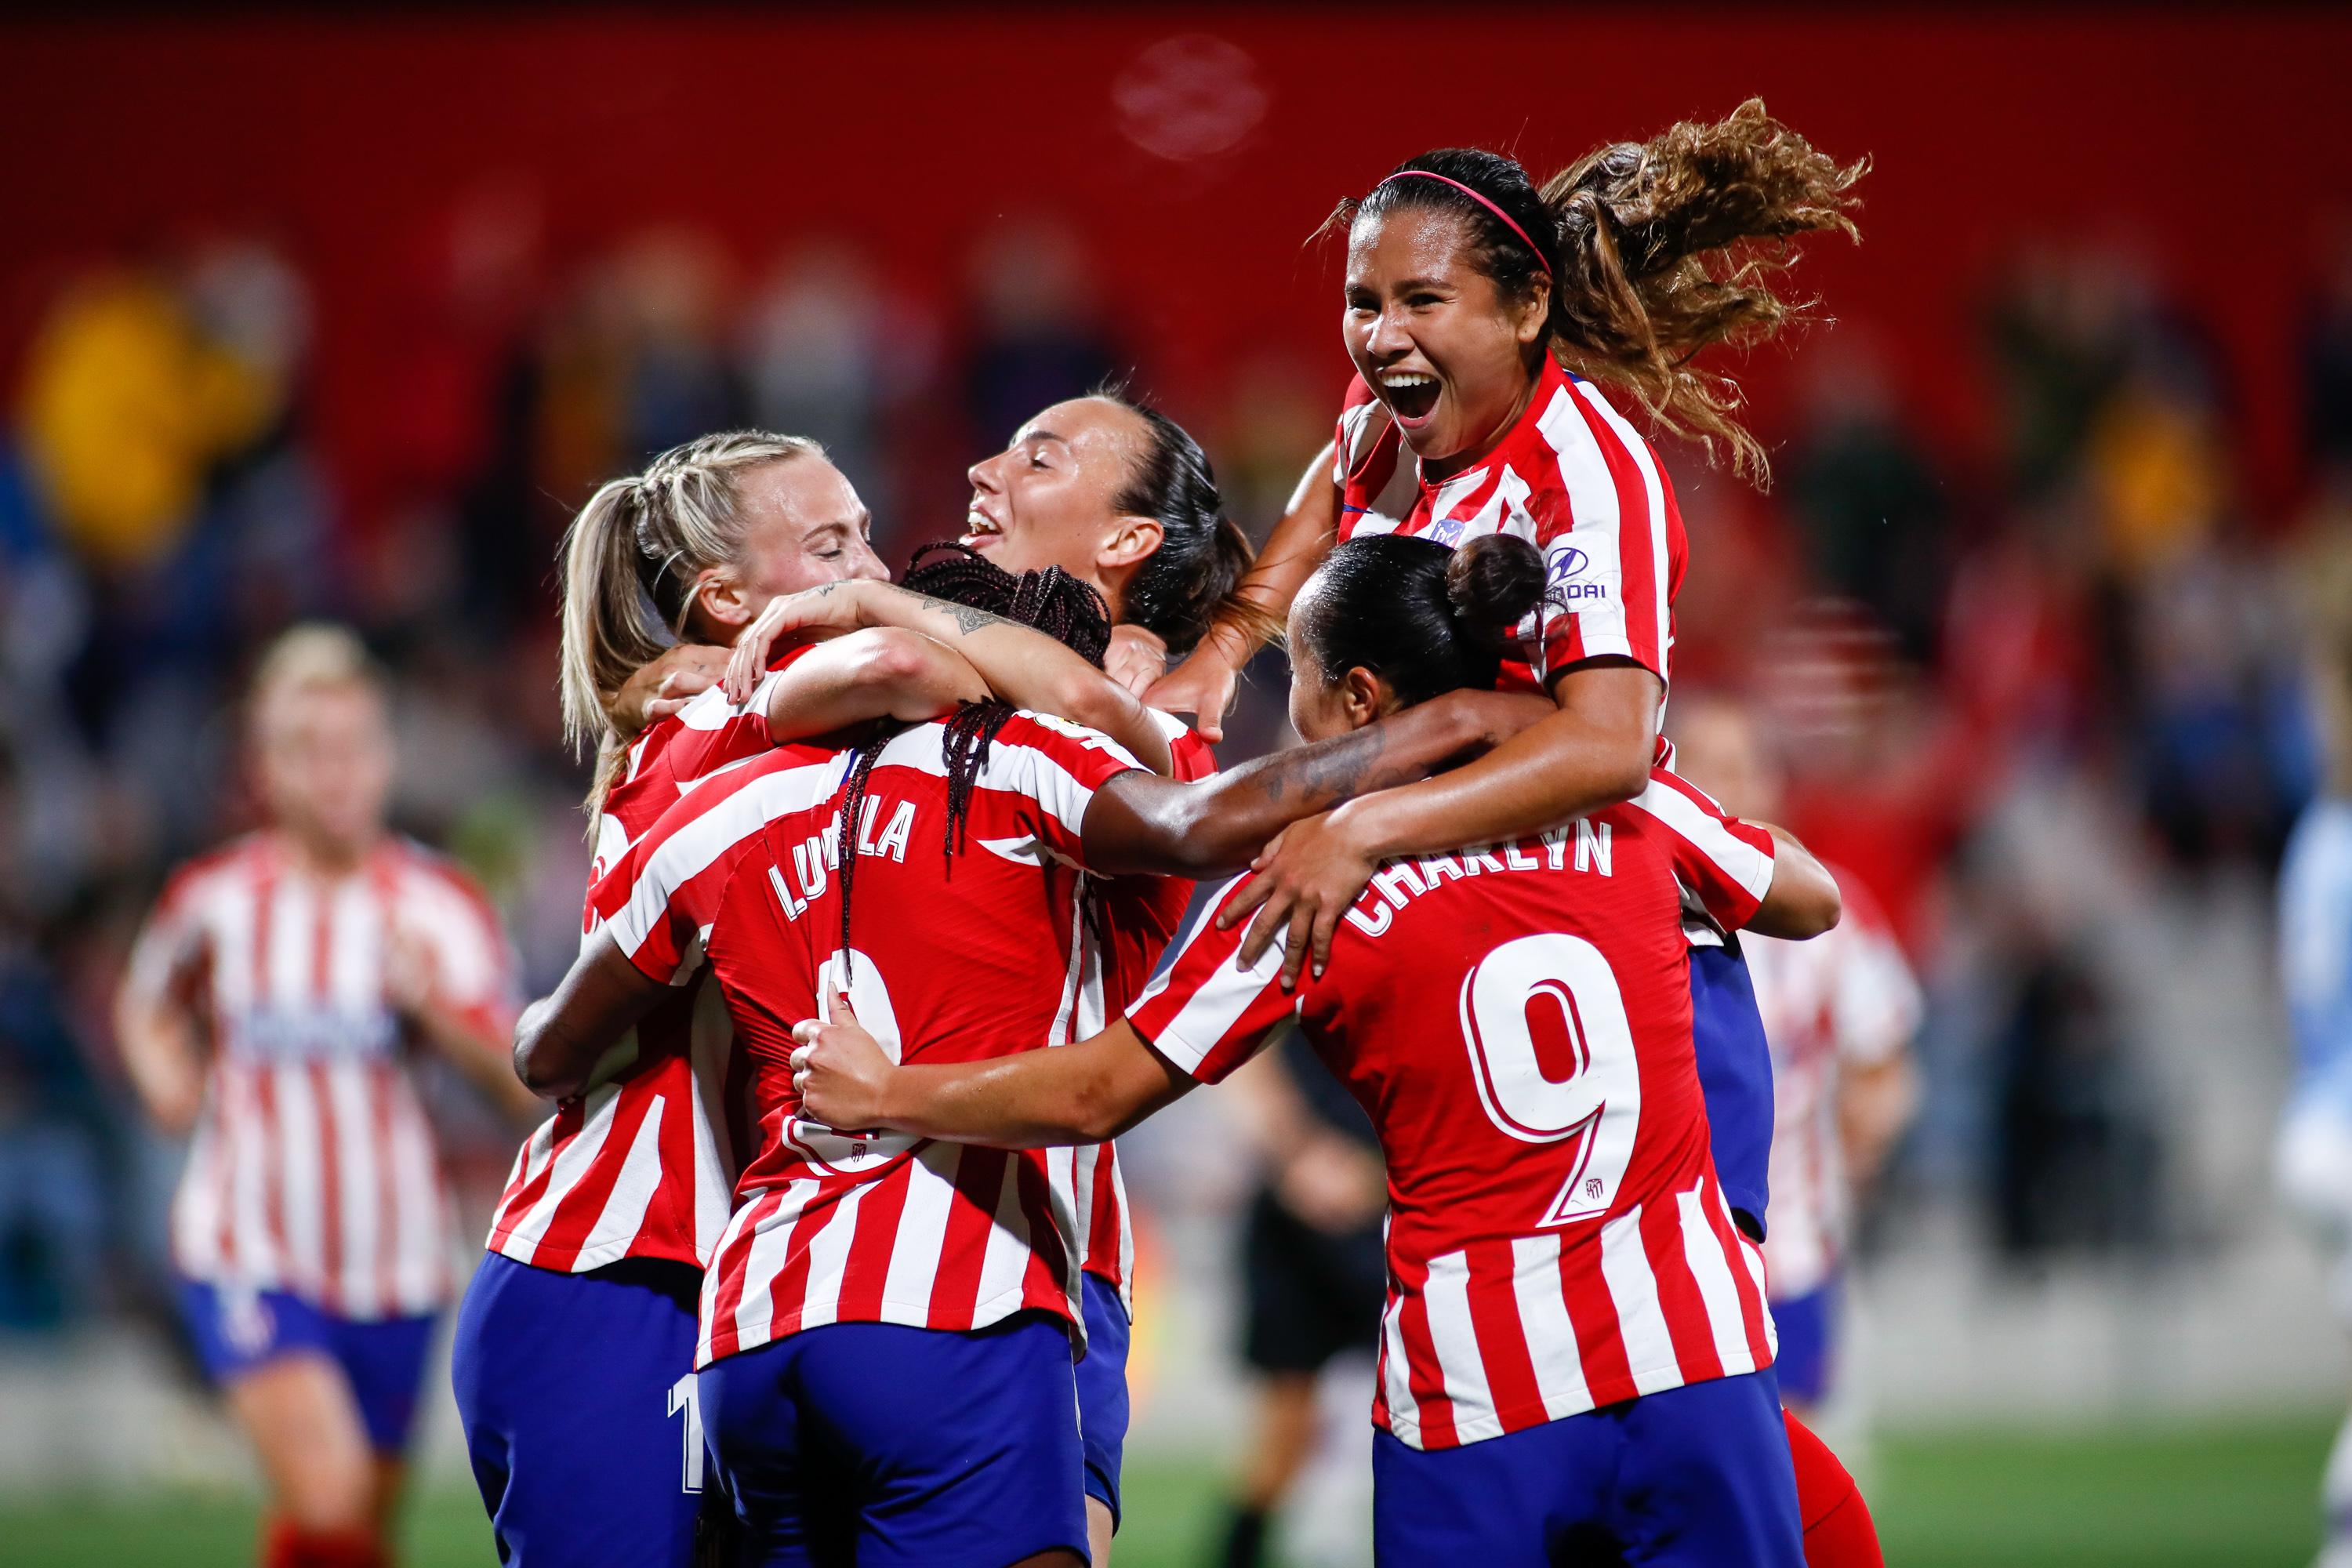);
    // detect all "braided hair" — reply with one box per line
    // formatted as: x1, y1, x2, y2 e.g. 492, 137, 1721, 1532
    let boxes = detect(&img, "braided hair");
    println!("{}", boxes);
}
829, 543, 1115, 974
